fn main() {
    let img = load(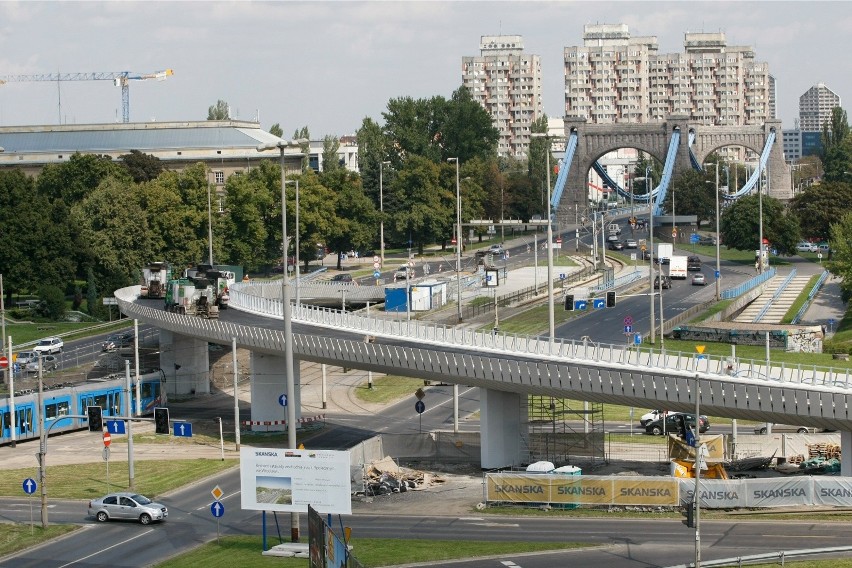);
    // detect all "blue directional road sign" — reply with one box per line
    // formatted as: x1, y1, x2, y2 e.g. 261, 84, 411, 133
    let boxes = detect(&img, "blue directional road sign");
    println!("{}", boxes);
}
210, 501, 225, 518
624, 325, 633, 334
574, 299, 588, 311
634, 333, 642, 346
559, 273, 566, 280
690, 233, 699, 244
373, 271, 381, 279
22, 478, 36, 495
278, 394, 288, 407
173, 422, 193, 438
593, 298, 606, 309
715, 270, 720, 278
106, 420, 126, 435
415, 400, 425, 414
